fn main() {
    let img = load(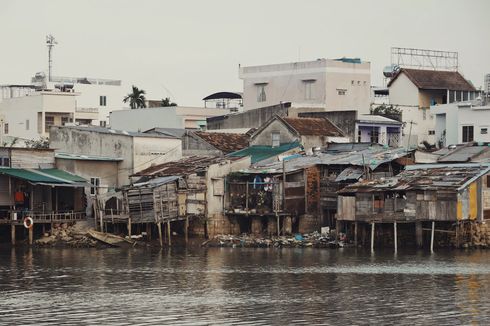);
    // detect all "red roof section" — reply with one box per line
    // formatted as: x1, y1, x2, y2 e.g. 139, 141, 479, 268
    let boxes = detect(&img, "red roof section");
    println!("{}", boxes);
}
194, 132, 249, 154
388, 68, 476, 91
283, 117, 345, 137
